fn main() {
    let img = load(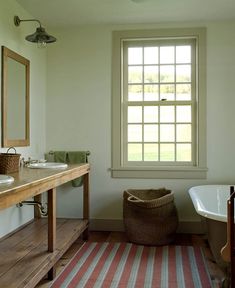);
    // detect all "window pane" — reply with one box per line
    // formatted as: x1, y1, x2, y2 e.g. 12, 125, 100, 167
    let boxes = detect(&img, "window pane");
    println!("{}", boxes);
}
128, 47, 142, 65
160, 84, 175, 101
144, 85, 159, 101
176, 144, 191, 161
128, 125, 142, 142
176, 106, 191, 122
160, 46, 174, 64
144, 106, 158, 123
176, 65, 191, 82
176, 46, 191, 64
128, 106, 142, 123
144, 144, 158, 161
160, 65, 174, 82
128, 144, 142, 161
128, 85, 143, 101
128, 66, 143, 83
144, 66, 158, 83
160, 144, 175, 161
176, 84, 191, 100
144, 47, 158, 64
160, 106, 174, 123
144, 124, 158, 142
160, 124, 175, 142
176, 124, 191, 142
